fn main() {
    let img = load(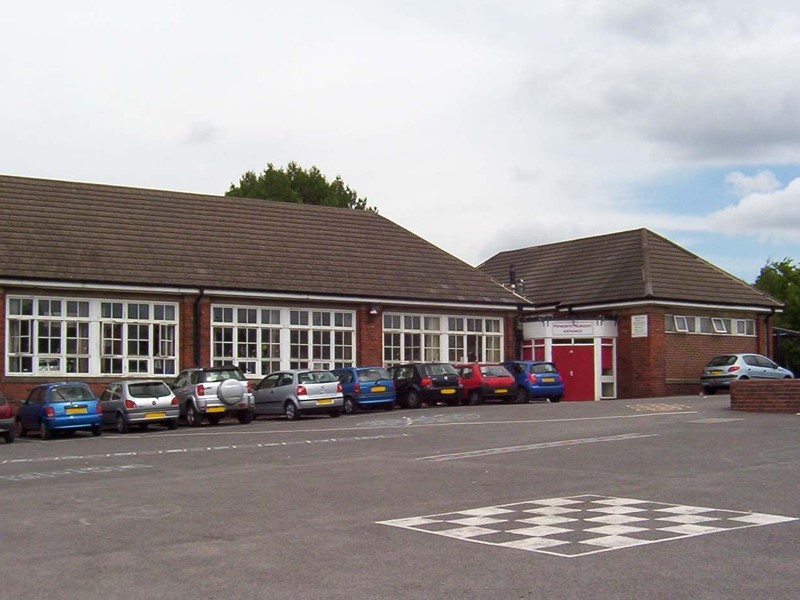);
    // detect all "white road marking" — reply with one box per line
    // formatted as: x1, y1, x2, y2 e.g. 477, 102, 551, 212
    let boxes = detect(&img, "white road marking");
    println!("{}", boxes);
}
417, 433, 658, 461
